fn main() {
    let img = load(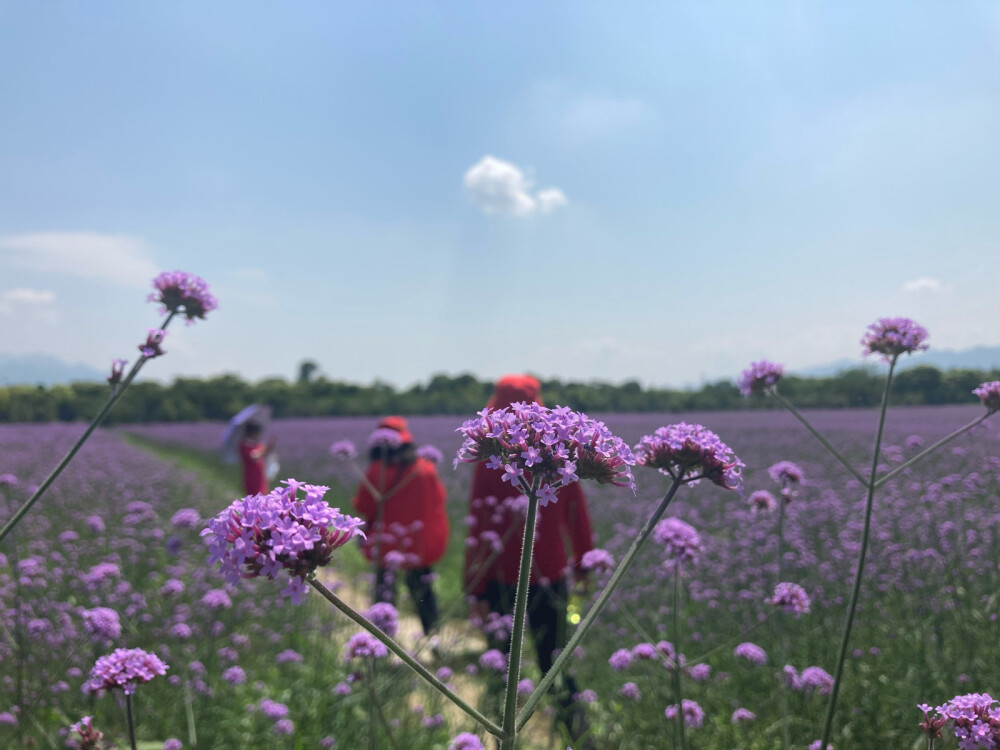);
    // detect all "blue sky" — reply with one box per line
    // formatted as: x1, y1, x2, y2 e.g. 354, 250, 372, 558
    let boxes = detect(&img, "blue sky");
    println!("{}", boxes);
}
1, 2, 998, 387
